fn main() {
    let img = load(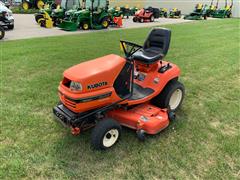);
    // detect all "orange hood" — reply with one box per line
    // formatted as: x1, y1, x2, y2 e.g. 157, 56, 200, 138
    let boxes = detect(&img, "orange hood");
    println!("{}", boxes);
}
63, 54, 126, 92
